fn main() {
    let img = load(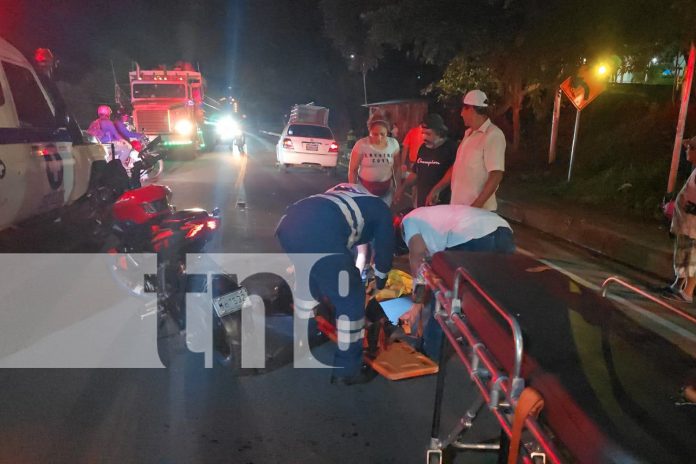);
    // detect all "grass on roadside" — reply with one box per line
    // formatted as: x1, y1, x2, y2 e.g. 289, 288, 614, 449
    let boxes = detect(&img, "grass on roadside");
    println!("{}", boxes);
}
508, 88, 695, 221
